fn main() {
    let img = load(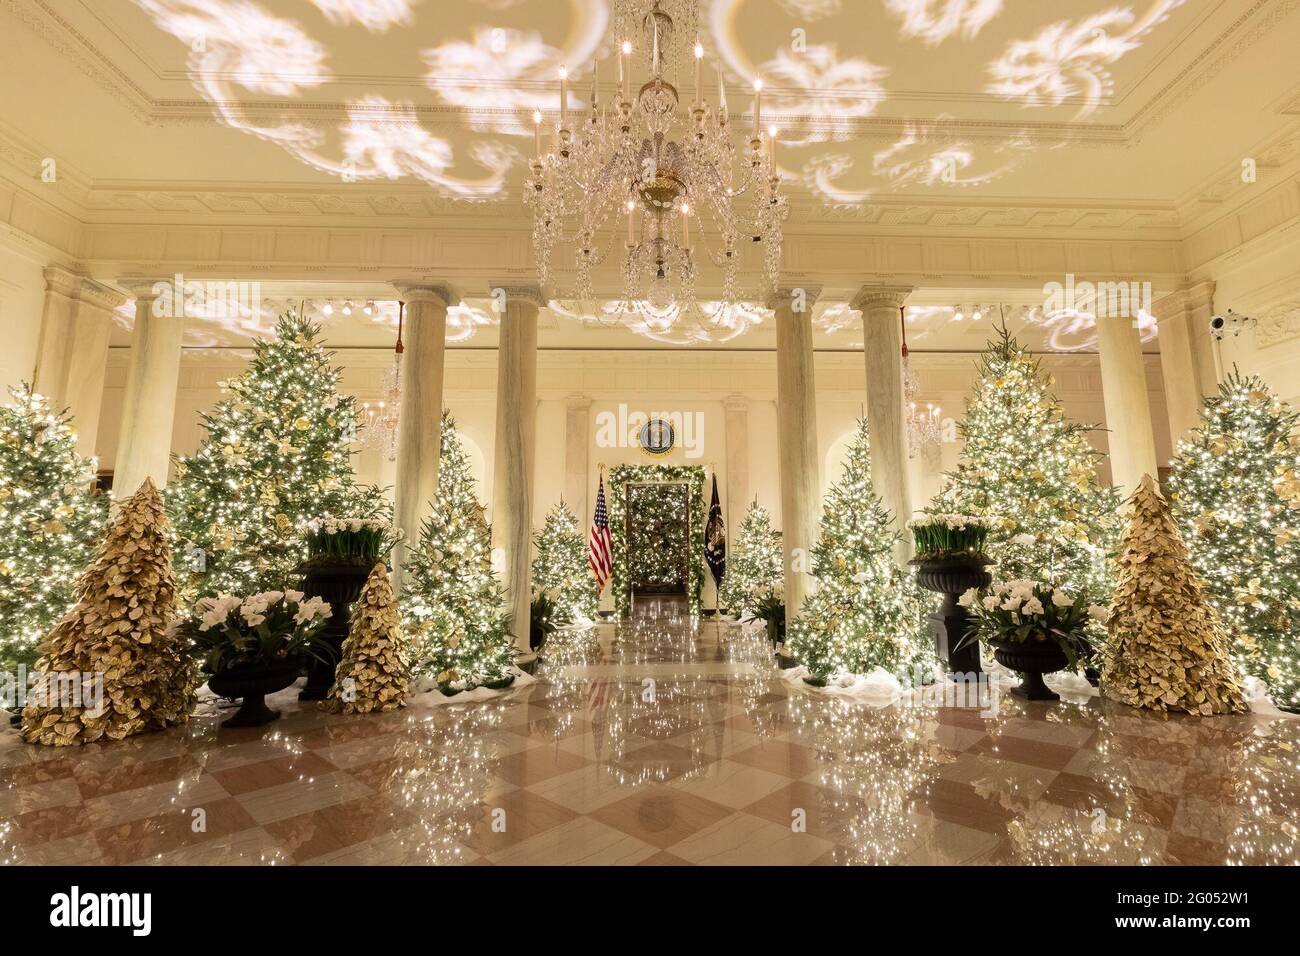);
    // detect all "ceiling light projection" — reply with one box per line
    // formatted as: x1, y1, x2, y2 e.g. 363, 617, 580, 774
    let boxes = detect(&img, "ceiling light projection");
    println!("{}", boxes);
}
986, 0, 1187, 120
549, 299, 767, 346
132, 0, 522, 197
309, 0, 419, 32
883, 0, 1005, 47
